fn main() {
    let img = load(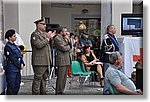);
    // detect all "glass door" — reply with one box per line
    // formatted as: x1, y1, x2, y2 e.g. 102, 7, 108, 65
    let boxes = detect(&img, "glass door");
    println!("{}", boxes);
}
74, 18, 101, 48
74, 18, 101, 58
